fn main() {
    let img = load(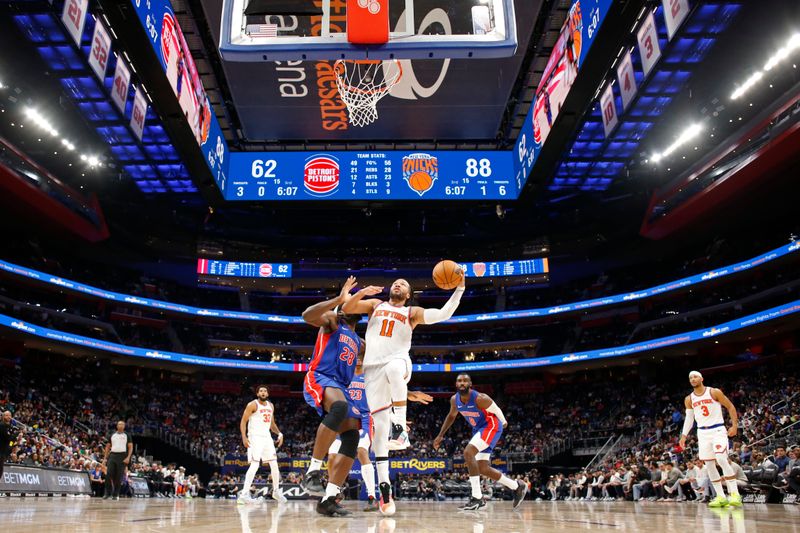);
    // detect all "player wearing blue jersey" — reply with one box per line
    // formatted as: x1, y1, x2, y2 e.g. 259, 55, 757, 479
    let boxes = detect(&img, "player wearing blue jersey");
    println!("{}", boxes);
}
434, 374, 528, 511
328, 364, 432, 511
300, 276, 365, 517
